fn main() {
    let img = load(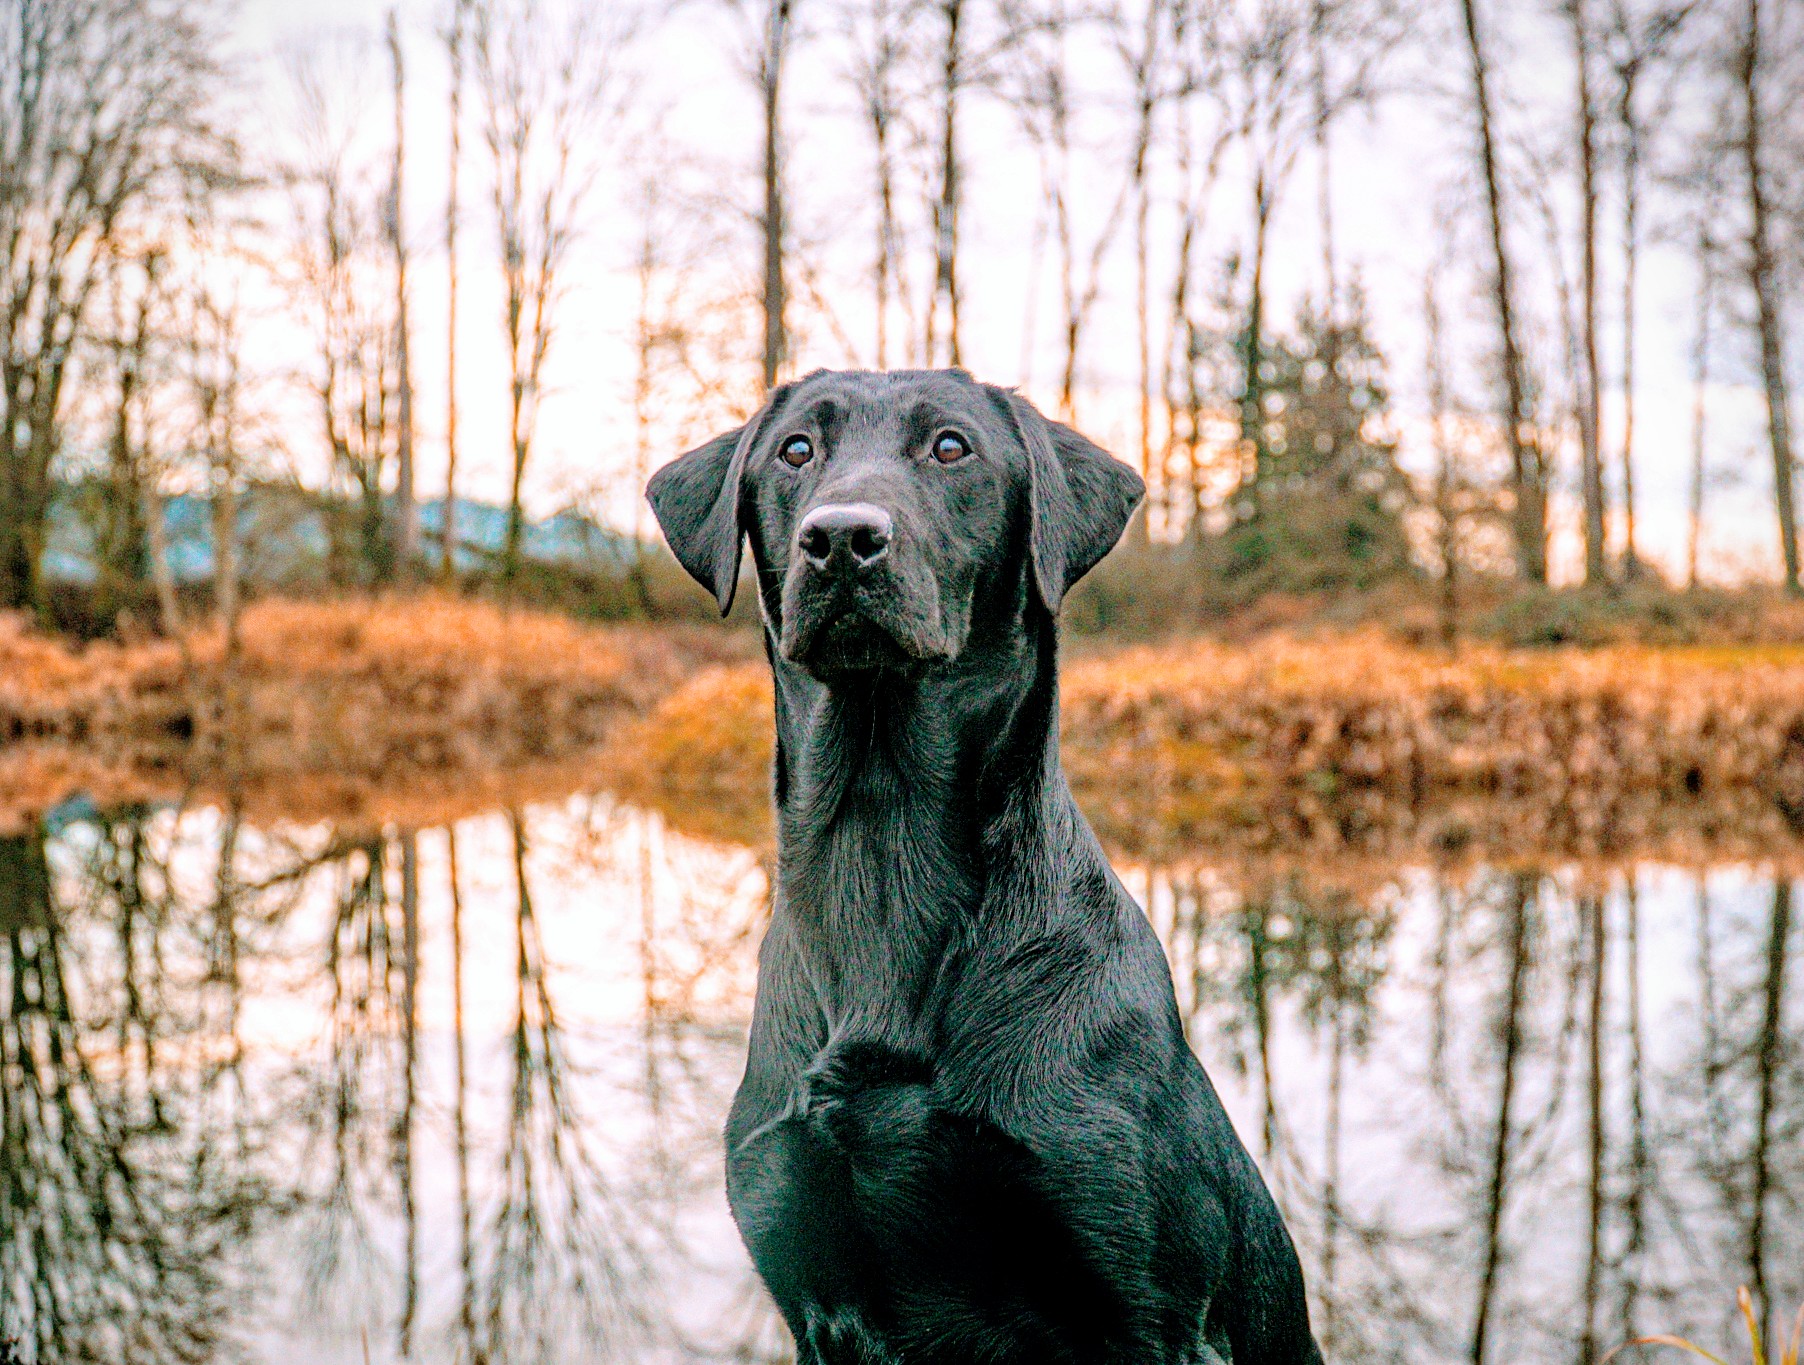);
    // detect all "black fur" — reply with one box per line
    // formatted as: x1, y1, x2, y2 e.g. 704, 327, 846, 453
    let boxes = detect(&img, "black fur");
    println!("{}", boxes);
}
647, 369, 1322, 1365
